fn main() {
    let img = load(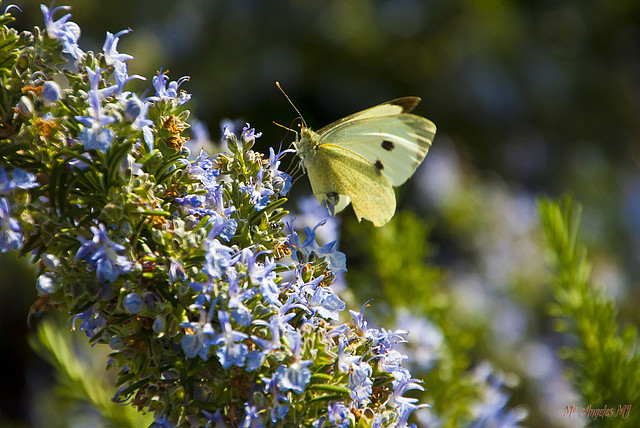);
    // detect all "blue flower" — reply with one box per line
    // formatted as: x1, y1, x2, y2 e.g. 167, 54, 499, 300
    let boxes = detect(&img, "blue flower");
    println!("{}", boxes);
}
241, 403, 265, 428
206, 186, 237, 241
0, 167, 38, 193
286, 219, 347, 273
150, 414, 174, 428
175, 194, 206, 209
261, 376, 290, 423
124, 94, 153, 128
349, 300, 373, 335
181, 150, 220, 188
388, 375, 427, 427
169, 258, 187, 283
227, 267, 254, 326
268, 146, 294, 196
180, 304, 217, 360
274, 360, 312, 394
368, 327, 407, 354
378, 349, 407, 378
246, 349, 266, 372
336, 337, 359, 374
327, 402, 350, 428
468, 363, 527, 428
103, 29, 133, 67
86, 66, 117, 99
348, 360, 373, 404
75, 91, 116, 152
114, 61, 146, 97
152, 68, 191, 105
246, 250, 280, 305
252, 314, 284, 354
40, 2, 84, 60
242, 123, 262, 145
0, 167, 11, 192
202, 409, 225, 428
0, 198, 22, 252
71, 308, 106, 338
203, 238, 236, 279
153, 316, 166, 334
306, 280, 345, 321
213, 310, 249, 369
76, 223, 134, 283
241, 168, 274, 211
11, 168, 38, 189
